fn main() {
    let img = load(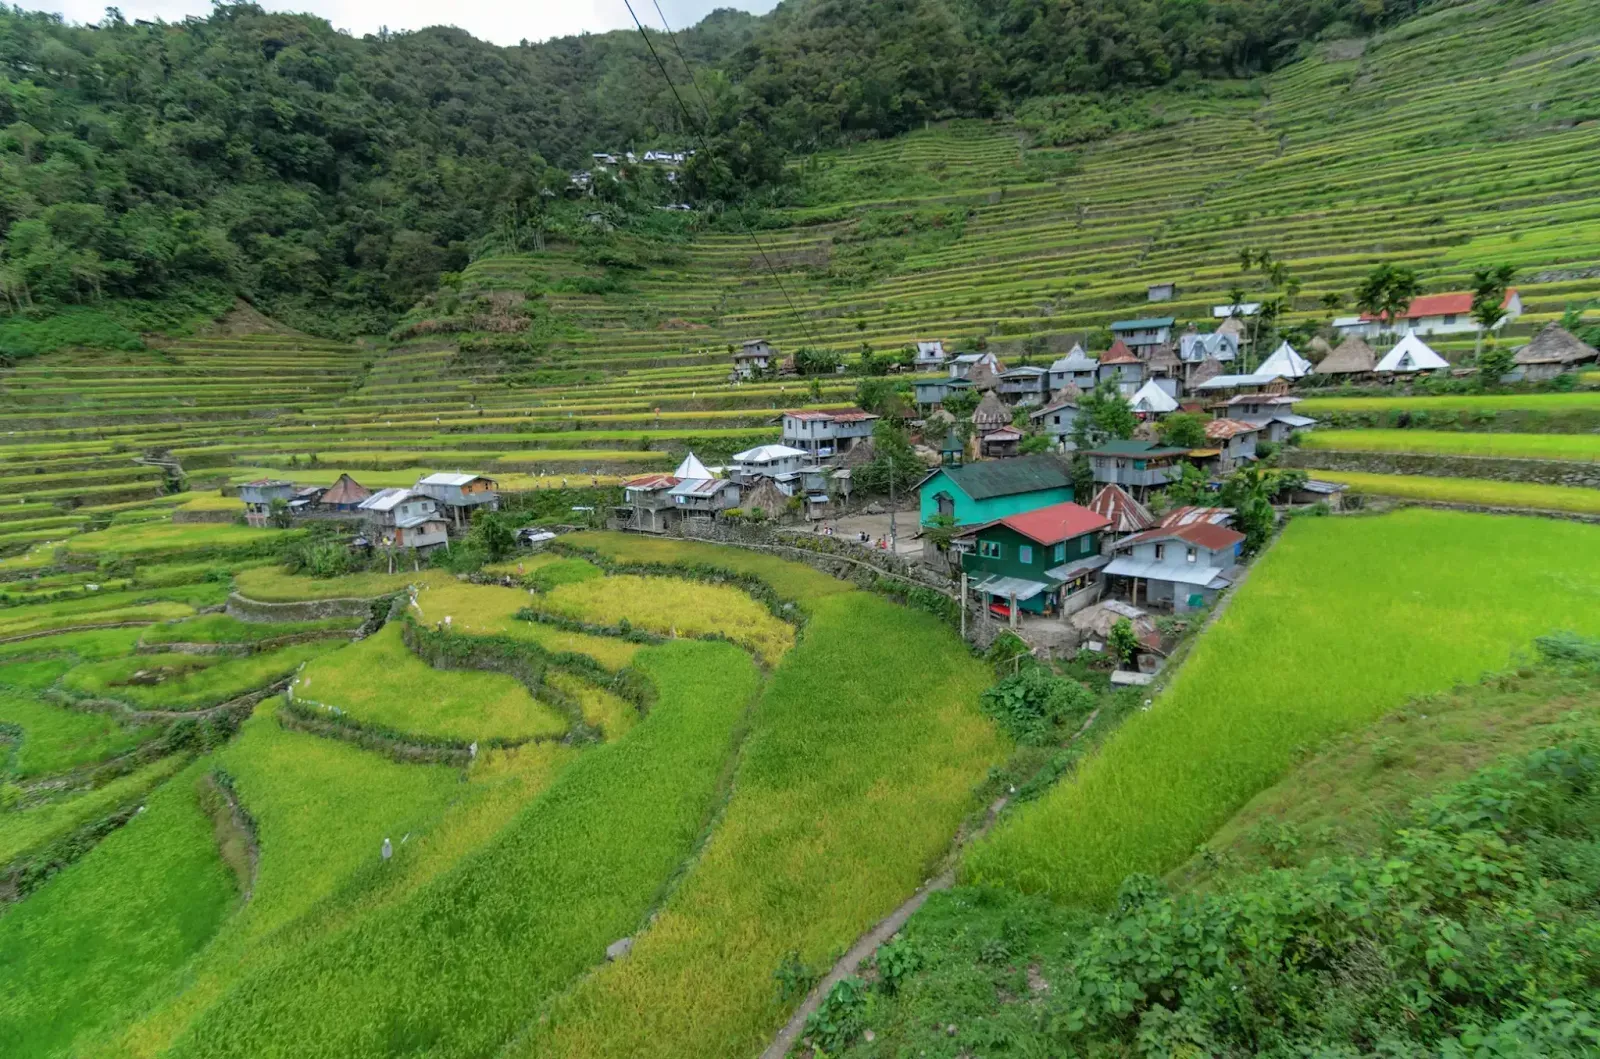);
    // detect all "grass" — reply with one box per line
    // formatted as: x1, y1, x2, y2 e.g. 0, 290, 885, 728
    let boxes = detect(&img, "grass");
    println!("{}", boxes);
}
1315, 470, 1600, 514
1300, 429, 1600, 461
0, 755, 187, 866
0, 601, 198, 639
0, 687, 156, 779
569, 530, 852, 604
231, 566, 415, 602
177, 494, 245, 513
294, 624, 567, 744
62, 522, 297, 560
534, 574, 796, 663
60, 642, 340, 712
0, 626, 146, 662
404, 576, 644, 669
0, 761, 236, 1059
529, 590, 1004, 1059
544, 670, 638, 740
162, 639, 760, 1059
1297, 393, 1600, 415
1171, 664, 1600, 890
139, 614, 360, 647
964, 509, 1600, 905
